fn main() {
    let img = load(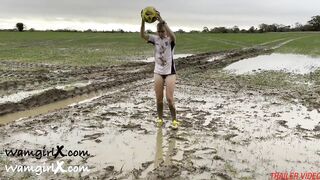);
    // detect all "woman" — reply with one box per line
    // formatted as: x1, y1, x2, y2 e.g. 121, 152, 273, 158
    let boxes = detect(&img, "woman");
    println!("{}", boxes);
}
140, 9, 180, 129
